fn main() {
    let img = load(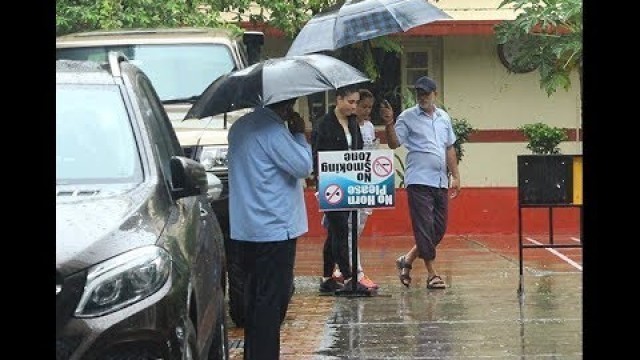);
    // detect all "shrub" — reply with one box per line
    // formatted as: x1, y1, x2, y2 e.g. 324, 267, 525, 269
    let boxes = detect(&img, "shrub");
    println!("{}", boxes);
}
519, 122, 568, 154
